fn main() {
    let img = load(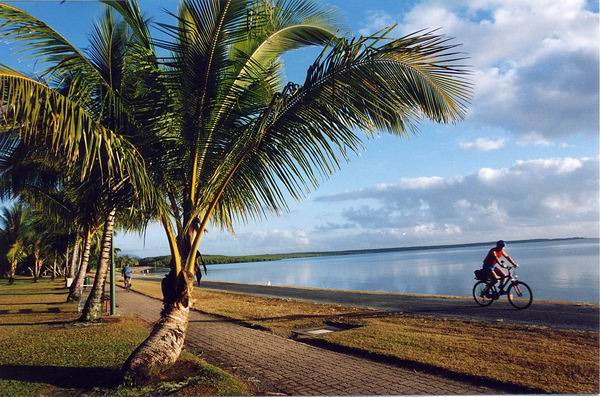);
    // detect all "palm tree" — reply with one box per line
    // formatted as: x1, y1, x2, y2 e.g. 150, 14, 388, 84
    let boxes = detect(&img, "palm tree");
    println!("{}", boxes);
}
0, 3, 157, 319
121, 0, 471, 382
0, 0, 470, 382
0, 129, 105, 298
38, 223, 71, 281
0, 203, 29, 283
